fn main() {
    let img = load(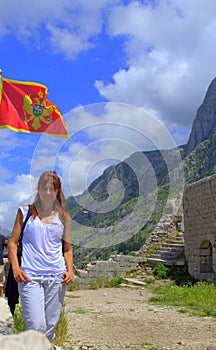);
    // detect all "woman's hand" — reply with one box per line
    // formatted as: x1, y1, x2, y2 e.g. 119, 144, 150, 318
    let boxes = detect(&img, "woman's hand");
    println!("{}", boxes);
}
12, 266, 29, 283
61, 270, 74, 285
